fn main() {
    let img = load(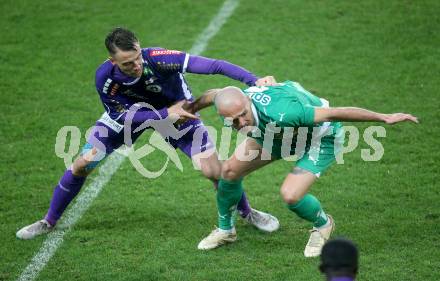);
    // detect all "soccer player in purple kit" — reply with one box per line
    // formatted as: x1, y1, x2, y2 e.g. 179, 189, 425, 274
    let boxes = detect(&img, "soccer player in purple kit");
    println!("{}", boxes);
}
16, 27, 280, 239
